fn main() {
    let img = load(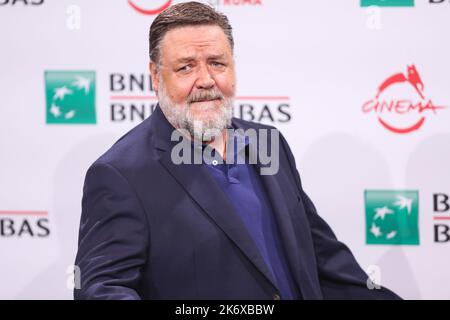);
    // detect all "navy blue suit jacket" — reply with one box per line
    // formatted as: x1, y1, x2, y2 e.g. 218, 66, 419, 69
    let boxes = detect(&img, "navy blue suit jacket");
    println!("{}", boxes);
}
74, 106, 400, 300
